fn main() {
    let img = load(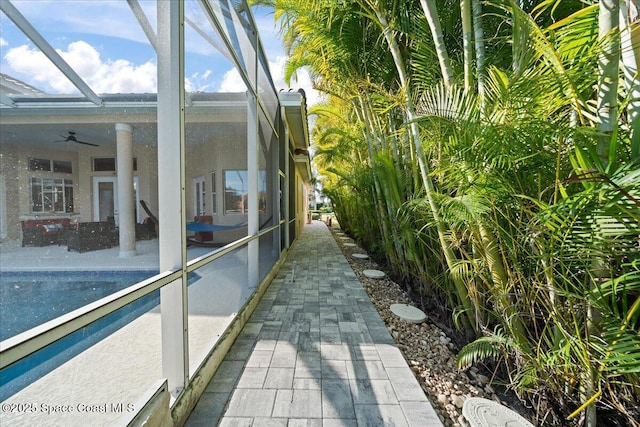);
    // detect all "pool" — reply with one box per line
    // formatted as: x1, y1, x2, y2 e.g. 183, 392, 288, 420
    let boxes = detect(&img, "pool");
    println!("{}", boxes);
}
0, 270, 199, 401
0, 270, 158, 341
